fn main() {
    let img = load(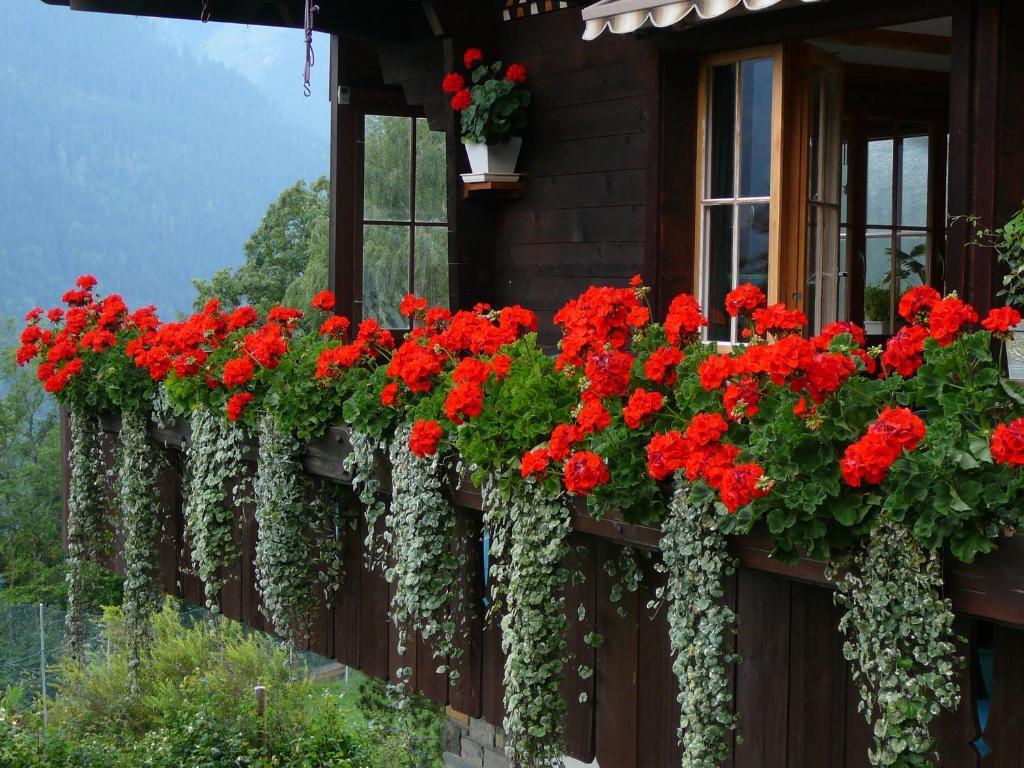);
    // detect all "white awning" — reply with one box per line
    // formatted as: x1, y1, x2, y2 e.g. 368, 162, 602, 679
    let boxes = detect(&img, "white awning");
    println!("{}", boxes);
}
581, 0, 825, 40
